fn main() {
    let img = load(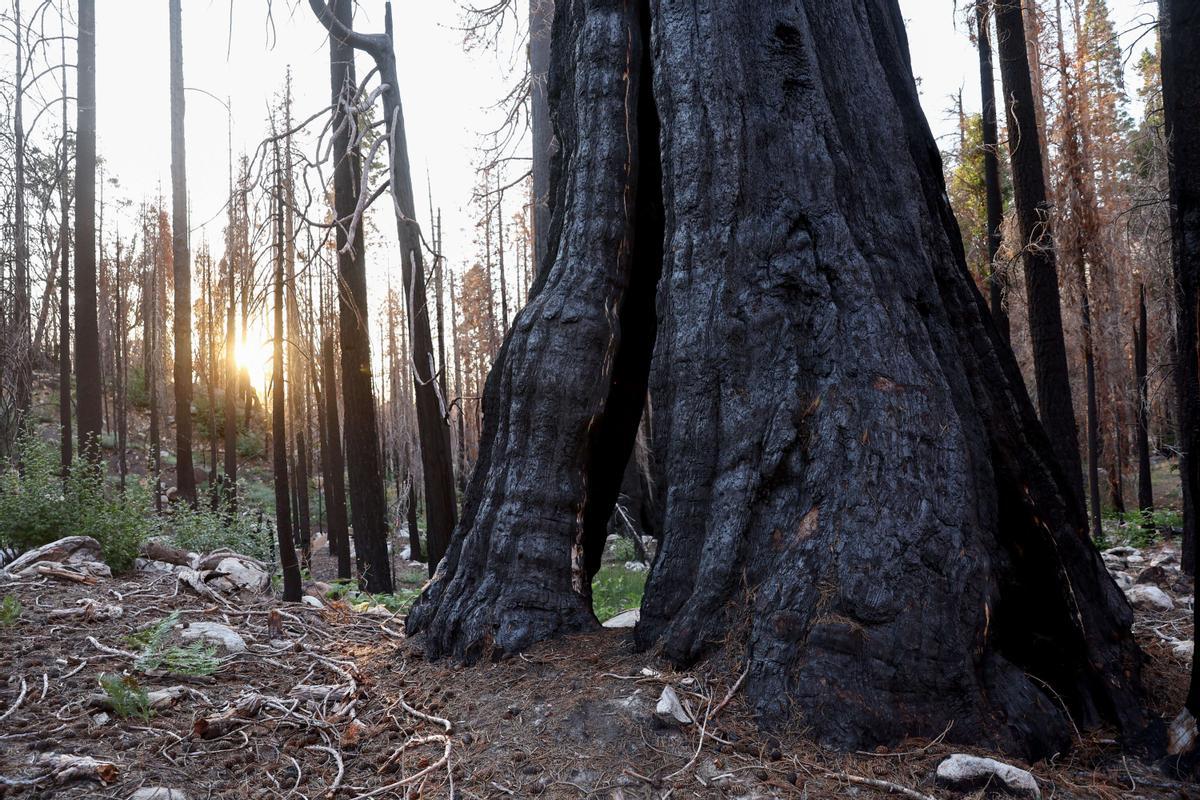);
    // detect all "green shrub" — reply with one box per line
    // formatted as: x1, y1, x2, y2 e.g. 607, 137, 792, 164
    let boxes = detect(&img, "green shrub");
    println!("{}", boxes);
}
164, 495, 273, 562
0, 431, 157, 571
